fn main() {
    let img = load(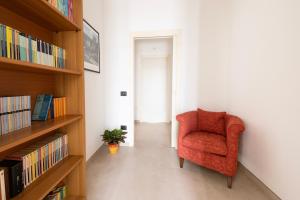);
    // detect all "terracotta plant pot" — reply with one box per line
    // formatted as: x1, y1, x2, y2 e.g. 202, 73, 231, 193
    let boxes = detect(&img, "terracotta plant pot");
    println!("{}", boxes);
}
108, 143, 119, 154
